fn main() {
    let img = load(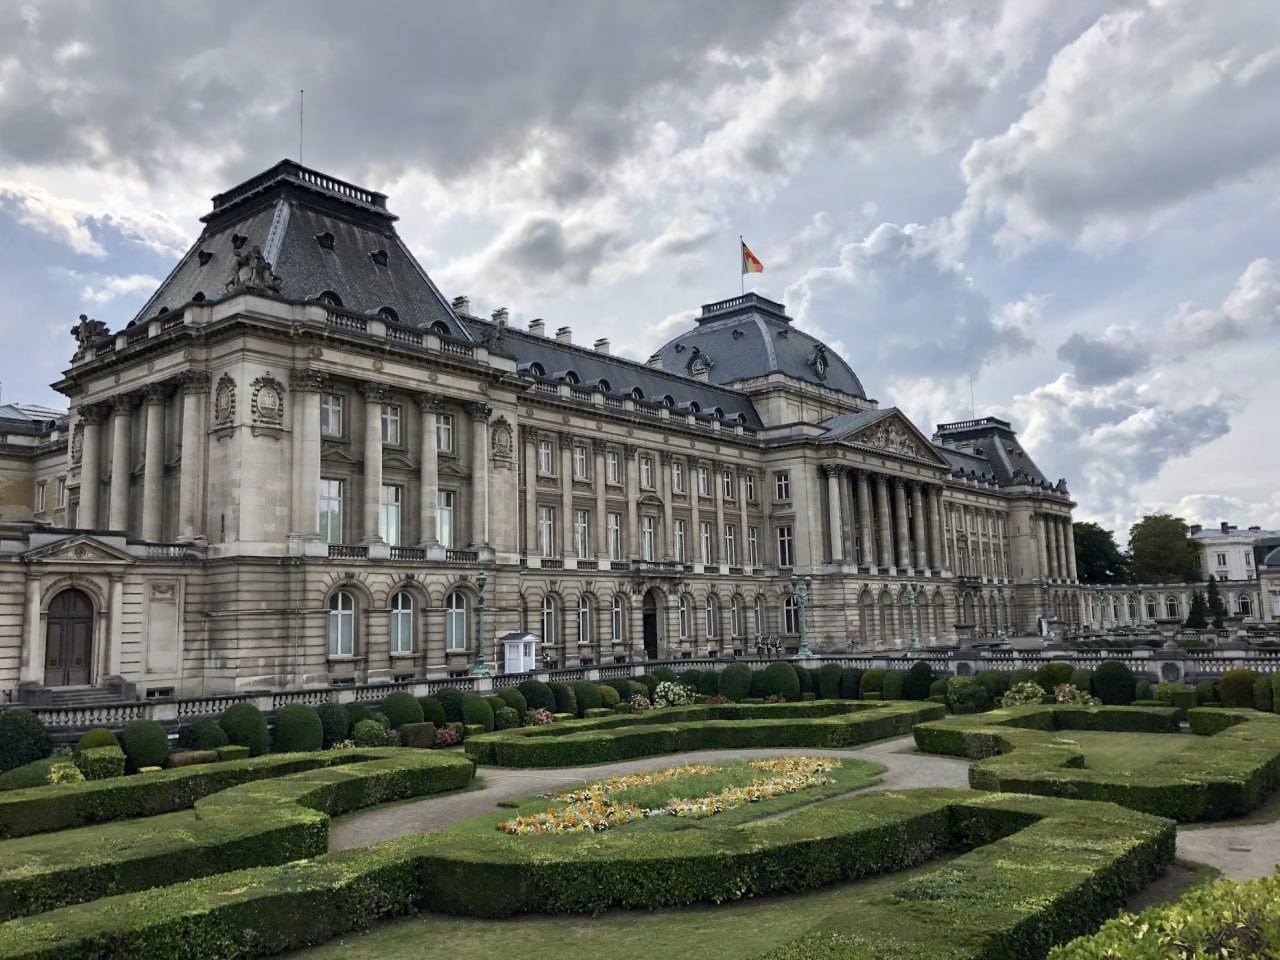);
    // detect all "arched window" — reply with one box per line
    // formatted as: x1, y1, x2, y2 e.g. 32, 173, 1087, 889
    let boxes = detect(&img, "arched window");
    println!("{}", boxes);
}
316, 290, 342, 307
731, 595, 744, 637
678, 595, 691, 640
662, 395, 675, 408
1165, 595, 1179, 620
753, 596, 763, 637
1112, 598, 1121, 622
630, 387, 645, 401
444, 591, 468, 651
704, 595, 718, 637
529, 362, 546, 377
578, 595, 593, 645
377, 306, 400, 323
389, 591, 414, 654
1239, 594, 1254, 617
611, 595, 625, 640
1145, 596, 1157, 620
430, 320, 452, 337
710, 406, 724, 420
687, 401, 701, 414
541, 595, 561, 647
596, 379, 612, 393
783, 595, 799, 634
562, 370, 580, 384
328, 591, 356, 657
